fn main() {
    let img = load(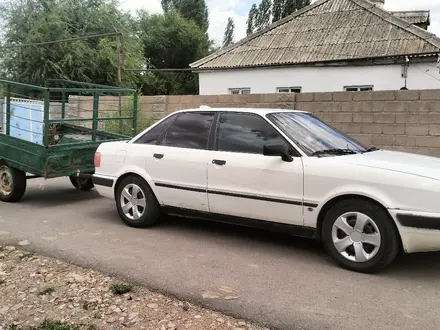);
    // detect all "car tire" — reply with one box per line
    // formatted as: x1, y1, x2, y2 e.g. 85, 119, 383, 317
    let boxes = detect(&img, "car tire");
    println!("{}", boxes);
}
0, 164, 27, 203
321, 199, 400, 273
115, 175, 161, 228
69, 175, 95, 191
